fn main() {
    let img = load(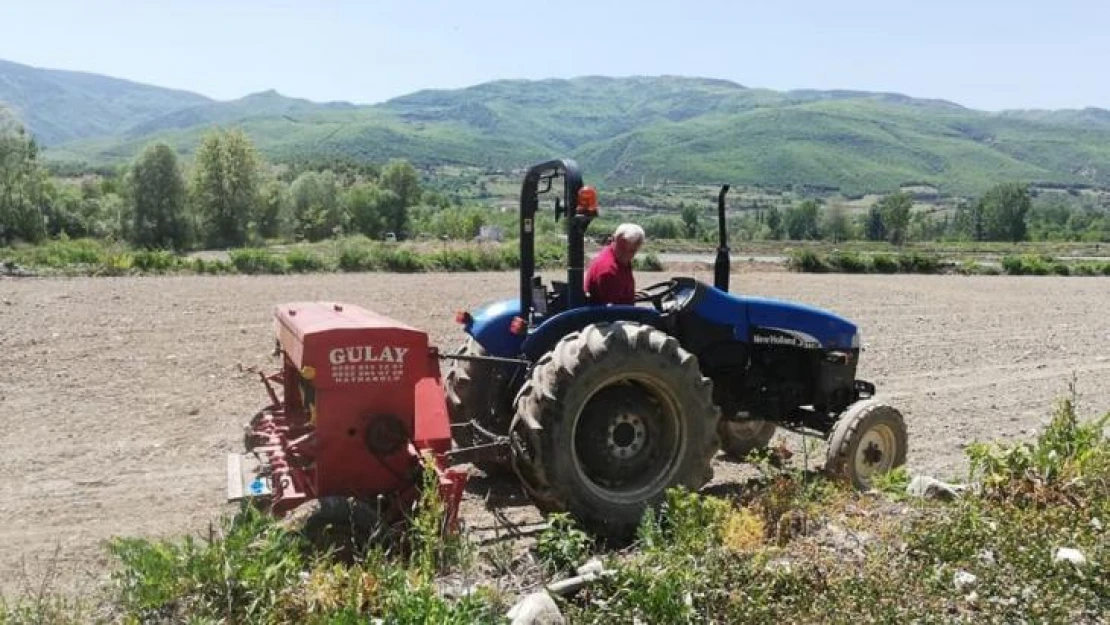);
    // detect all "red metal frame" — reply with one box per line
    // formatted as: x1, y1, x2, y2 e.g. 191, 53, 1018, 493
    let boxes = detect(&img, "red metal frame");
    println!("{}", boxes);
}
243, 302, 468, 526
